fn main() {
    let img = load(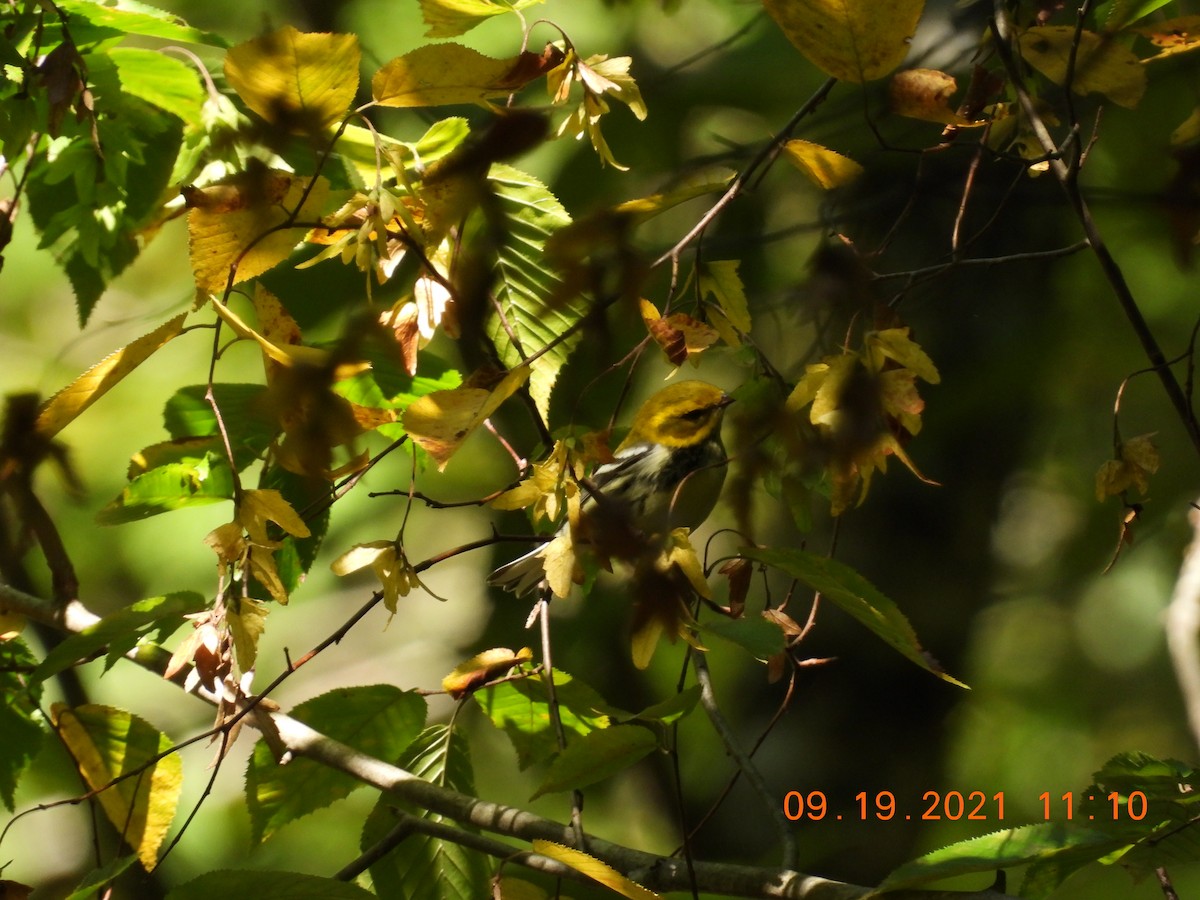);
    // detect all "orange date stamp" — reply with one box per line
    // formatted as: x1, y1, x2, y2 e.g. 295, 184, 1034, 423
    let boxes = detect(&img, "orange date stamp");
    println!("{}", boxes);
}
782, 790, 1150, 823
